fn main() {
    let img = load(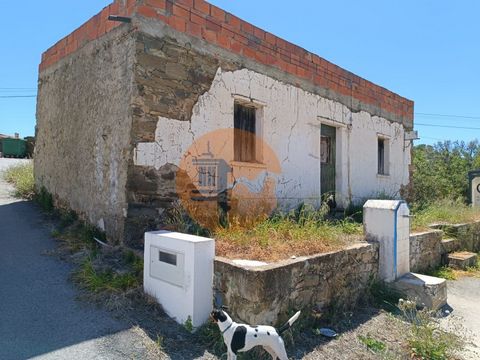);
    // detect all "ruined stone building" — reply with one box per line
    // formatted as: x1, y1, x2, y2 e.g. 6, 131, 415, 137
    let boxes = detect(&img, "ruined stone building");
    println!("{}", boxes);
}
35, 0, 414, 247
